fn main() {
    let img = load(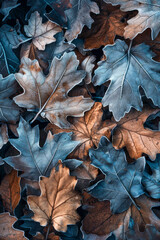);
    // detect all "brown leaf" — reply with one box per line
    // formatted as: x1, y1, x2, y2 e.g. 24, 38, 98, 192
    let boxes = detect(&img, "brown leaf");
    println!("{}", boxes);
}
33, 232, 60, 240
27, 162, 81, 232
112, 107, 160, 160
46, 102, 116, 159
0, 169, 20, 213
82, 2, 127, 50
82, 193, 160, 239
14, 52, 93, 128
0, 212, 26, 239
0, 124, 8, 149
